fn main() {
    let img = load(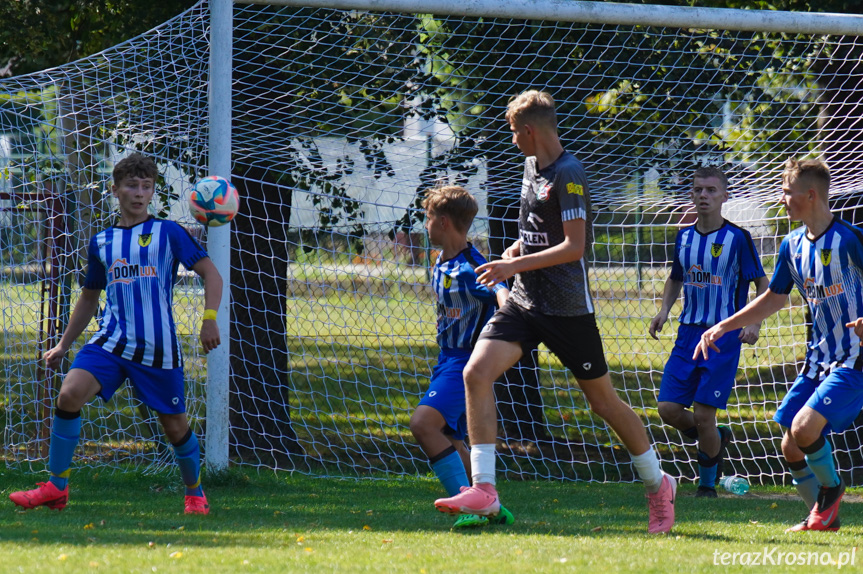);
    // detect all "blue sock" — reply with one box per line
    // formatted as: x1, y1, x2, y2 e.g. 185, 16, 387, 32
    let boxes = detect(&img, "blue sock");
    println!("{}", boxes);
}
48, 411, 81, 490
790, 465, 819, 510
430, 448, 469, 497
803, 439, 840, 489
172, 431, 203, 497
697, 449, 719, 489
